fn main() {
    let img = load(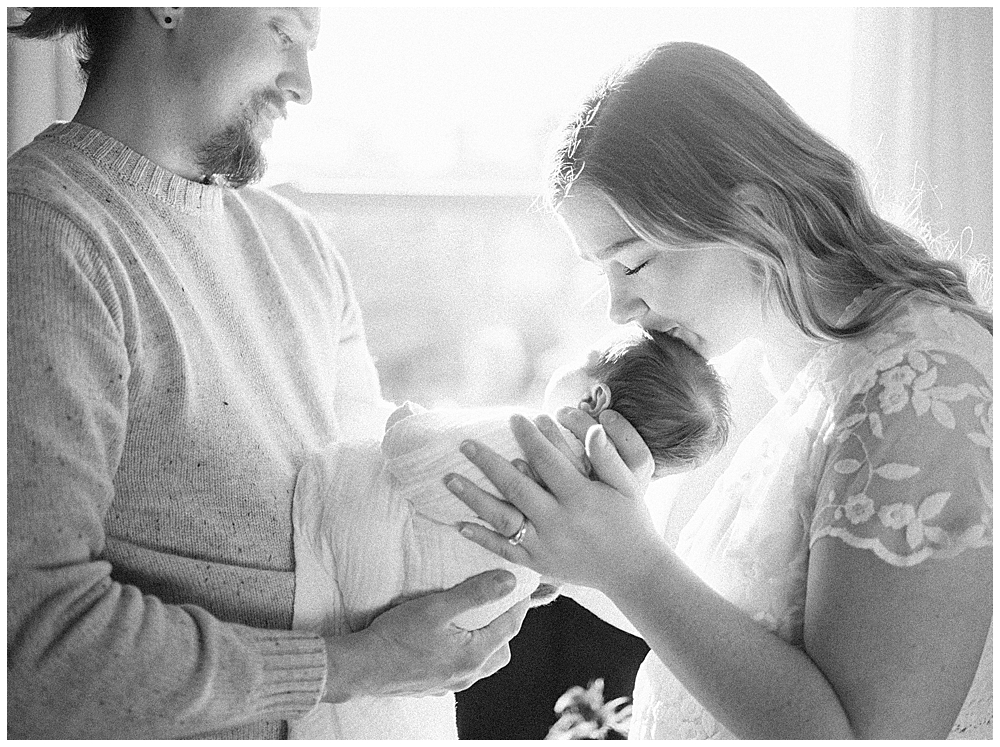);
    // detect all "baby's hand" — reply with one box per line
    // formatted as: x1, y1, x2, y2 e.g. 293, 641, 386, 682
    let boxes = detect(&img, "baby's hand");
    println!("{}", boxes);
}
385, 400, 427, 431
529, 577, 563, 606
